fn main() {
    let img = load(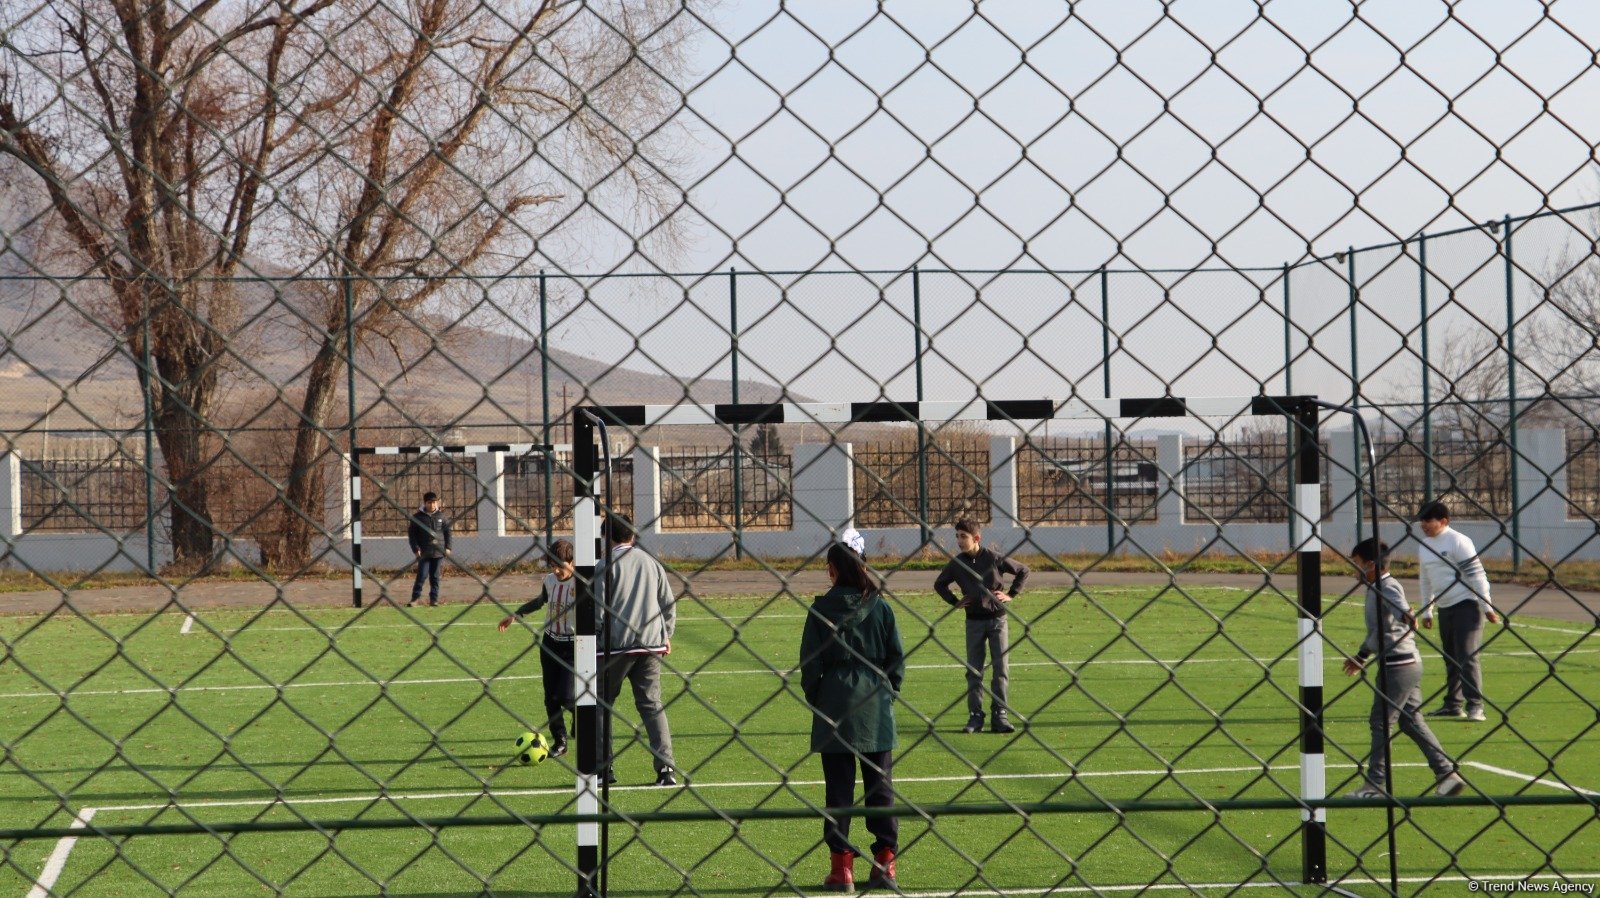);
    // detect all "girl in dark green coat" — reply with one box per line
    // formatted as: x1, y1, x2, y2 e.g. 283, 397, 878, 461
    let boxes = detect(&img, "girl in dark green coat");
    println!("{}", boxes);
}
800, 543, 906, 892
